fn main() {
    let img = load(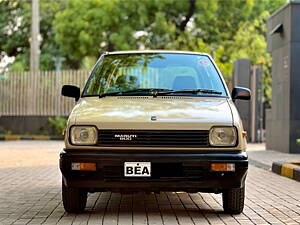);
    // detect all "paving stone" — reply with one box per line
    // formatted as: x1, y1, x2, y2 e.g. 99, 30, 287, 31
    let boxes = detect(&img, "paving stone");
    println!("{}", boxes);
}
0, 141, 299, 225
